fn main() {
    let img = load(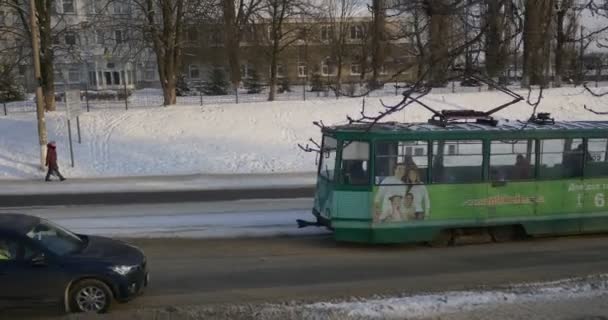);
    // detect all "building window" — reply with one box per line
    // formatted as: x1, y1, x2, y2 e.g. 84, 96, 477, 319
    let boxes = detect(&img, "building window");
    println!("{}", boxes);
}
350, 63, 361, 75
113, 71, 120, 85
54, 71, 64, 83
240, 64, 251, 79
0, 11, 5, 25
380, 64, 388, 75
115, 30, 123, 44
187, 29, 198, 42
68, 68, 80, 83
104, 72, 112, 85
320, 26, 332, 41
113, 3, 126, 14
88, 71, 97, 86
297, 63, 307, 78
209, 31, 223, 46
96, 30, 104, 45
350, 25, 363, 40
63, 0, 75, 13
277, 64, 285, 78
65, 33, 77, 45
144, 69, 156, 81
321, 59, 335, 76
189, 65, 200, 79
